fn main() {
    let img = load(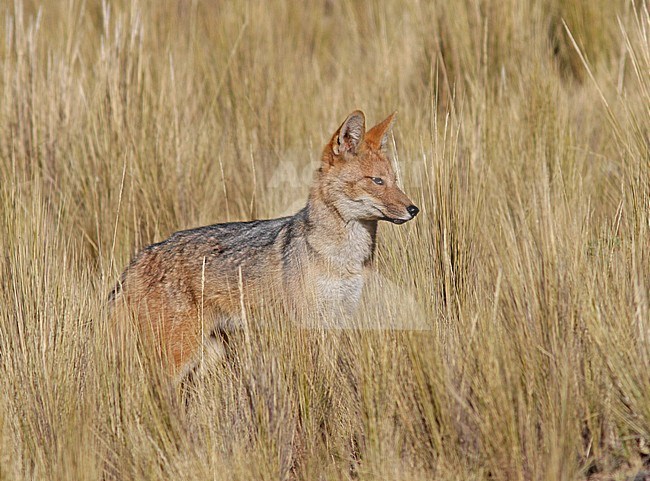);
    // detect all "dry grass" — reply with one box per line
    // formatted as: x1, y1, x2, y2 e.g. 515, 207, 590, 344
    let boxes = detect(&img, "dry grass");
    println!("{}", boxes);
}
1, 1, 649, 480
